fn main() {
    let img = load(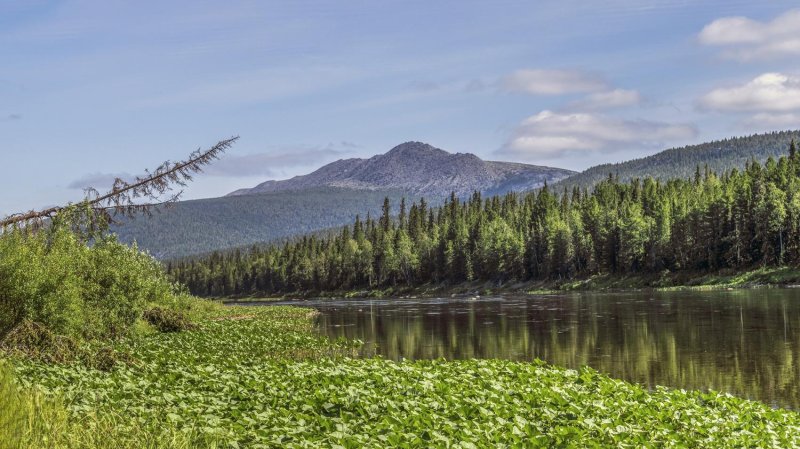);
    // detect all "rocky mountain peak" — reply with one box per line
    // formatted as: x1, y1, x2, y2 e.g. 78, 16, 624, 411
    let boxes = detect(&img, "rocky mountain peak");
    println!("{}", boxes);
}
228, 141, 576, 198
384, 141, 449, 159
